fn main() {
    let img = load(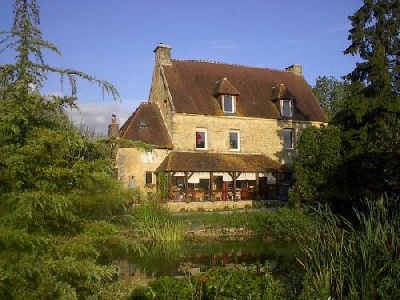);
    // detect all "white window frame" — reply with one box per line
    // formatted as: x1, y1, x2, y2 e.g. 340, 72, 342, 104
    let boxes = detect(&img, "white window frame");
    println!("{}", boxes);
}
145, 171, 153, 185
222, 95, 236, 113
195, 128, 208, 150
229, 130, 240, 151
280, 99, 293, 117
145, 150, 154, 163
140, 150, 155, 163
283, 128, 294, 149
